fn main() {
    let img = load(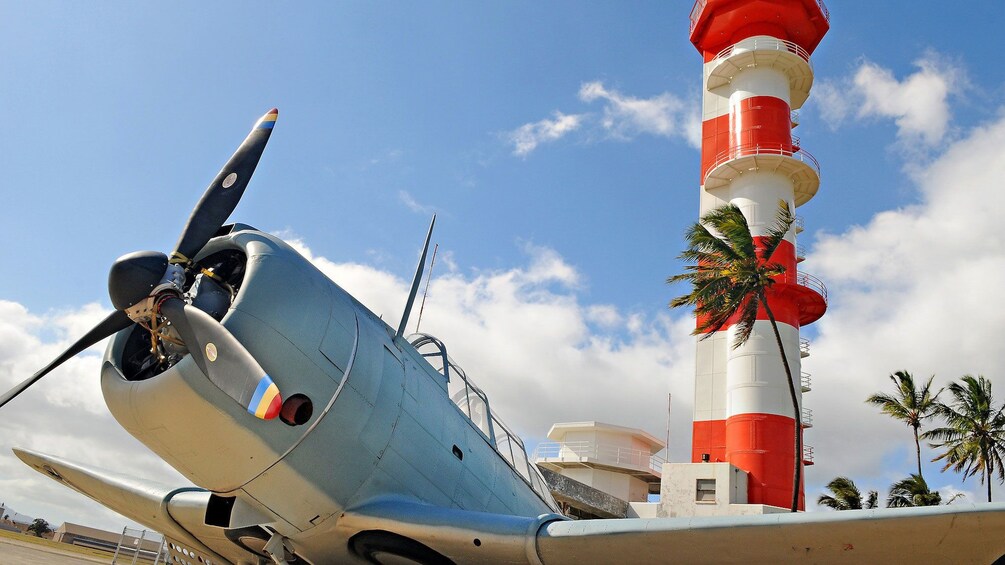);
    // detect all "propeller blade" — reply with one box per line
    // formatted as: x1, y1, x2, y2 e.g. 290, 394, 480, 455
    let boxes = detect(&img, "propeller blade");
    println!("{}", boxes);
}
0, 310, 132, 409
158, 298, 282, 420
170, 108, 279, 266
